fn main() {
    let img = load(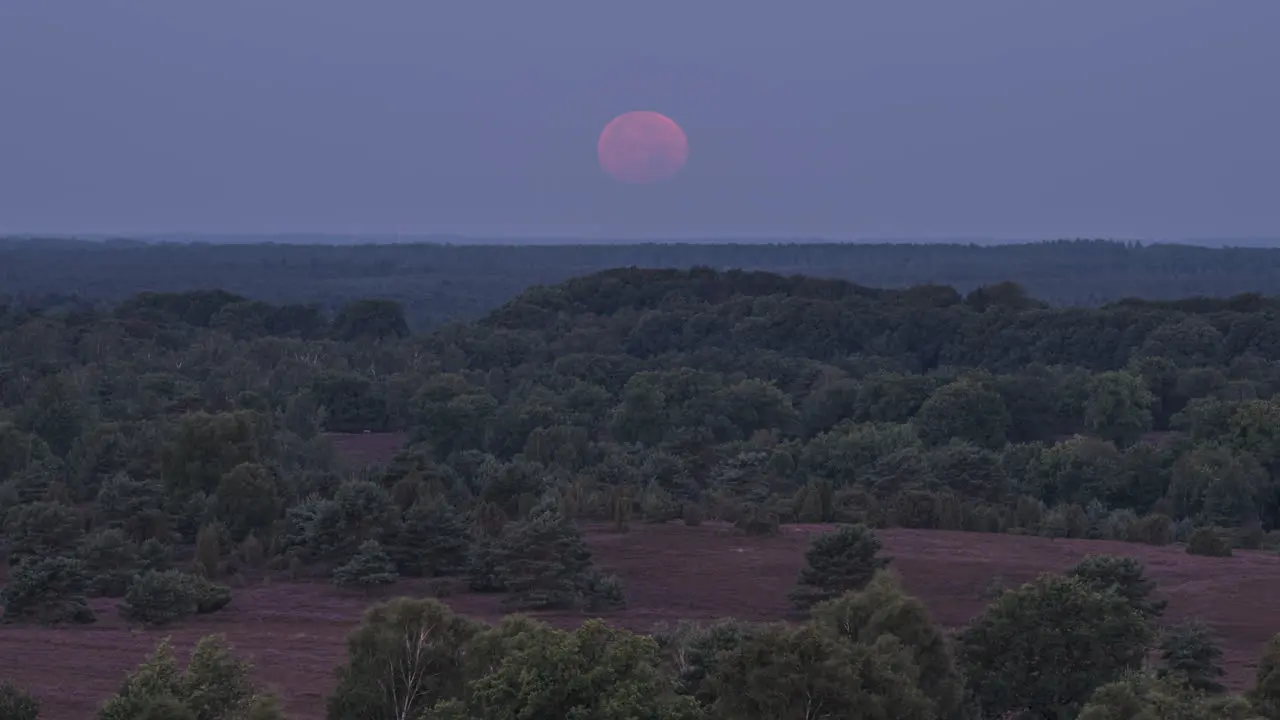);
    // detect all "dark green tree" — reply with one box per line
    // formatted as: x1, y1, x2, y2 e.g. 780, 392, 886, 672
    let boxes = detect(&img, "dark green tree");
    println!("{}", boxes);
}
119, 570, 230, 626
1084, 371, 1155, 446
811, 571, 964, 719
79, 527, 140, 597
914, 379, 1011, 450
1254, 633, 1280, 718
3, 500, 83, 563
790, 524, 892, 610
98, 635, 284, 720
1158, 621, 1226, 694
389, 500, 470, 577
1080, 674, 1255, 720
653, 619, 760, 706
490, 497, 621, 611
213, 462, 283, 542
1, 555, 95, 625
332, 540, 399, 591
1067, 554, 1167, 621
326, 597, 483, 720
437, 619, 703, 720
1186, 527, 1232, 557
958, 574, 1153, 719
706, 623, 934, 720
